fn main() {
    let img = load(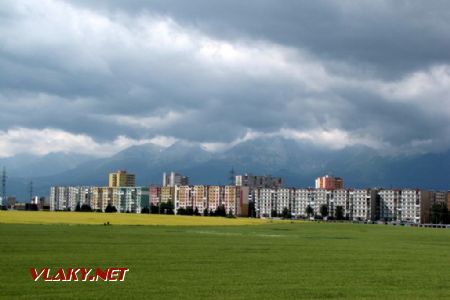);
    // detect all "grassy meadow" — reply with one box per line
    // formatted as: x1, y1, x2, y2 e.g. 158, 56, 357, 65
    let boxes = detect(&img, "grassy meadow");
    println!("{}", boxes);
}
1, 212, 450, 299
0, 211, 273, 226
